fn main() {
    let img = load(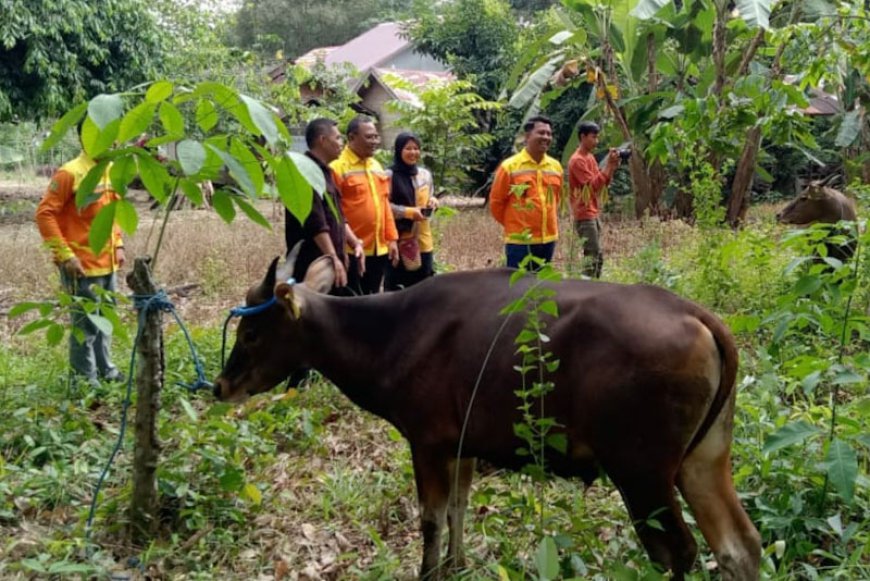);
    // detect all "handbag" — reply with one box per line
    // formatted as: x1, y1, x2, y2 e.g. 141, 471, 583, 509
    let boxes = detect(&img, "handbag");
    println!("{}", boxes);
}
398, 236, 422, 271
